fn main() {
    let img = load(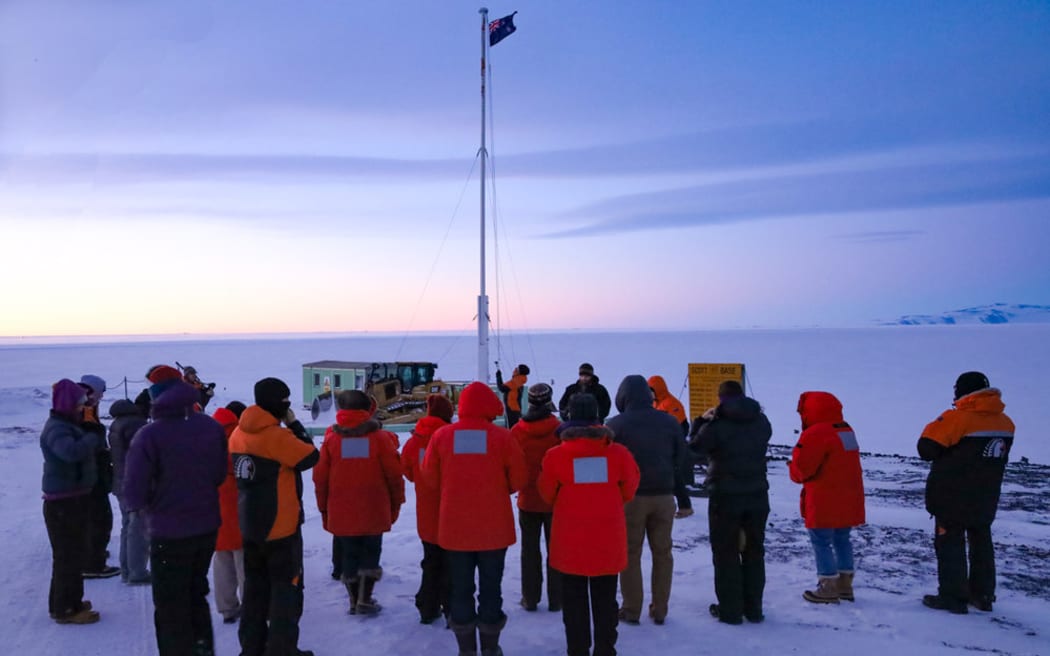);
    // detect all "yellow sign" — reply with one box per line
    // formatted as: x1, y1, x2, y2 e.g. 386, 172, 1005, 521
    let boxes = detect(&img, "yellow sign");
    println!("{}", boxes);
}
688, 363, 746, 419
